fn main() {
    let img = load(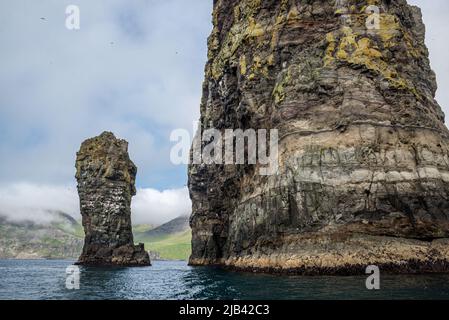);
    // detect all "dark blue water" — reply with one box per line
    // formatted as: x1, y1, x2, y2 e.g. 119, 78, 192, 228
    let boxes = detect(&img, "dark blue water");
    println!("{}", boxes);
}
1, 259, 449, 300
